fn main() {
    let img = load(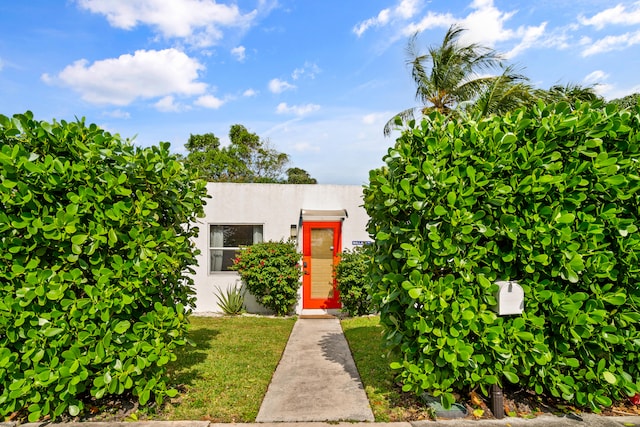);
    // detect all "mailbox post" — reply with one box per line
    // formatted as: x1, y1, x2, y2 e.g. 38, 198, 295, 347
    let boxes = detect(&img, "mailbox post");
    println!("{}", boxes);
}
490, 280, 524, 419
